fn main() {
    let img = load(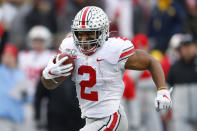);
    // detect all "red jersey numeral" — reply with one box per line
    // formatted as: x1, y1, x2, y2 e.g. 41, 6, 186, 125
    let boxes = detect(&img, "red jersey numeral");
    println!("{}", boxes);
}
78, 65, 98, 101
